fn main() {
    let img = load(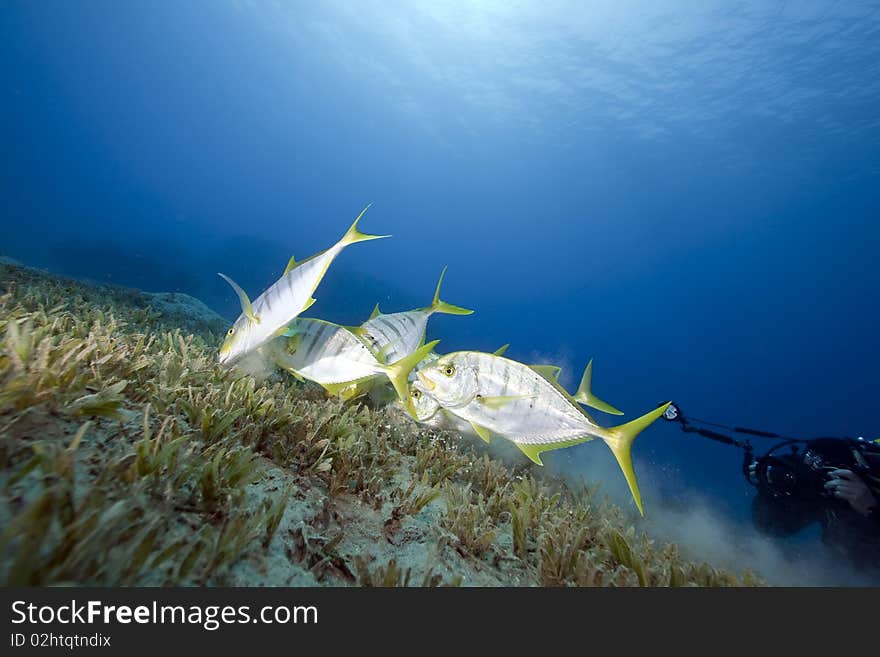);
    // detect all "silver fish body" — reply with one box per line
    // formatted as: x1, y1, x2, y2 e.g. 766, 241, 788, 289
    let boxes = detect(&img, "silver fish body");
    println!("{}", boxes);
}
414, 350, 671, 516
266, 318, 386, 386
415, 351, 597, 445
218, 206, 387, 365
356, 266, 472, 365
